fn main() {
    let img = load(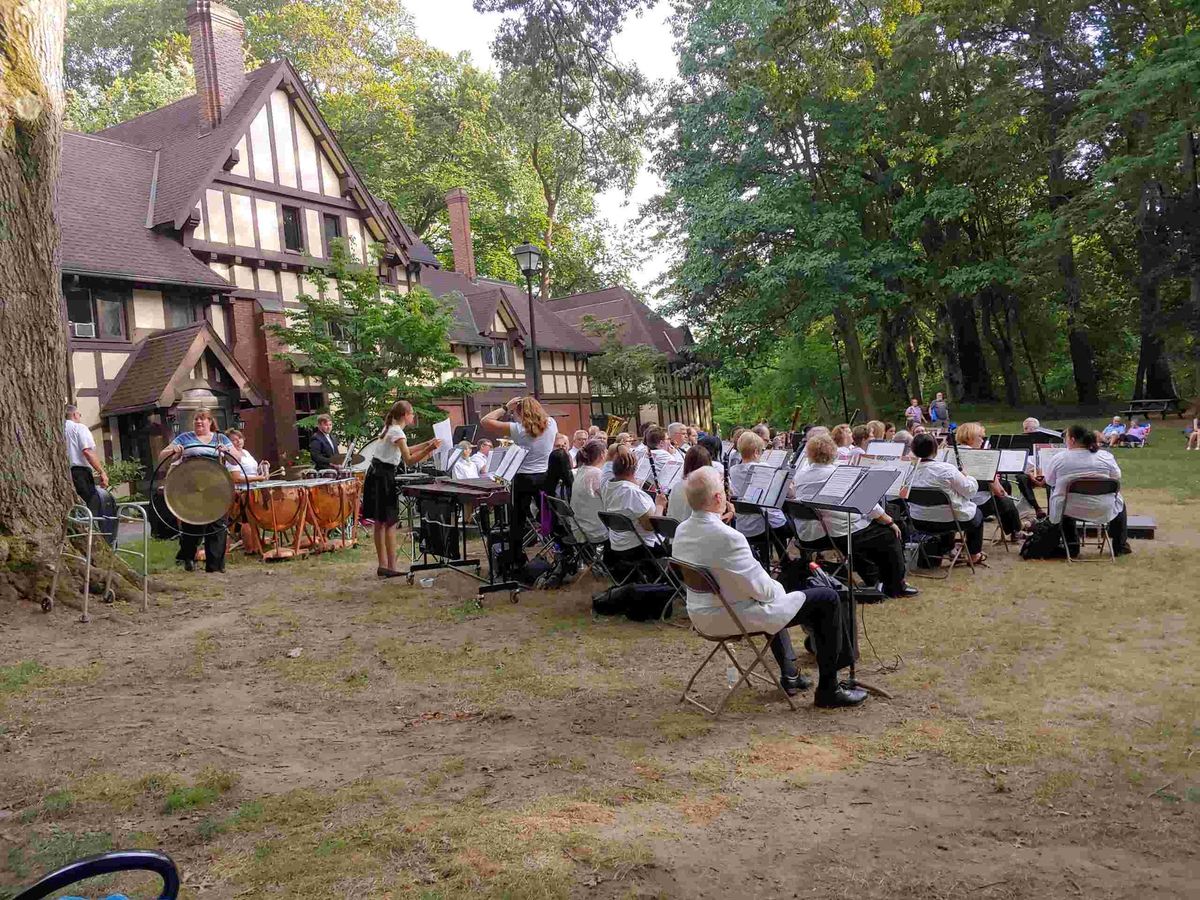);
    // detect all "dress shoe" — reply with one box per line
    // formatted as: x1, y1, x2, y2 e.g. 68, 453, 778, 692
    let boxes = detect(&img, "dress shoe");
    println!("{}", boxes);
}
182, 560, 195, 572
1115, 544, 1133, 556
780, 672, 812, 695
814, 685, 868, 708
889, 585, 920, 598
